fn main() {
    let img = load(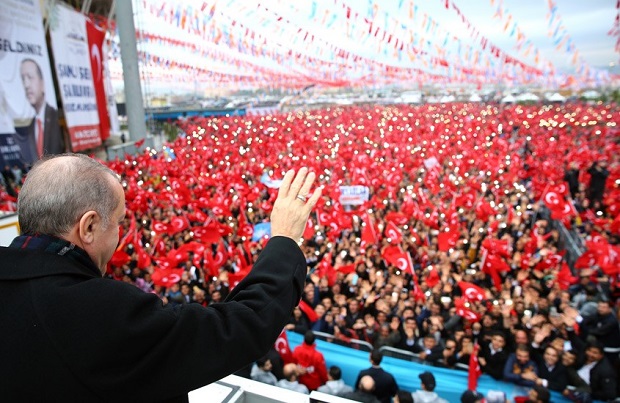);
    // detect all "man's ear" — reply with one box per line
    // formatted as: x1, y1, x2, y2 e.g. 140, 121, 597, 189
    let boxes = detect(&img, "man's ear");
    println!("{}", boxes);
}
78, 210, 99, 245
